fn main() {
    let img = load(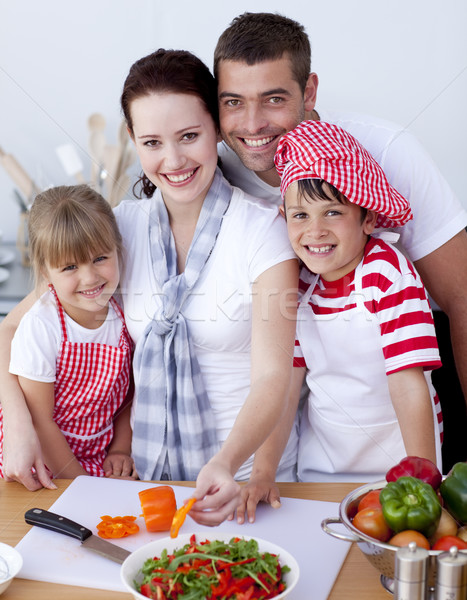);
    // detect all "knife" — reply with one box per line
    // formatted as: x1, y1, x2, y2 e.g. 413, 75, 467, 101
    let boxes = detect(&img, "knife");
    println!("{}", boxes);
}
24, 508, 131, 564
